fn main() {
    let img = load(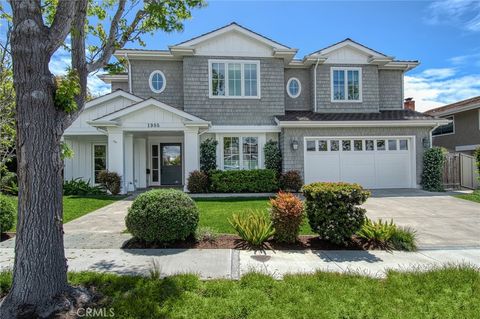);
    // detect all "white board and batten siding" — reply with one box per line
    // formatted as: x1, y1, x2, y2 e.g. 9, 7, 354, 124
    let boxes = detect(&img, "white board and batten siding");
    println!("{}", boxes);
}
63, 136, 107, 183
304, 136, 416, 189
